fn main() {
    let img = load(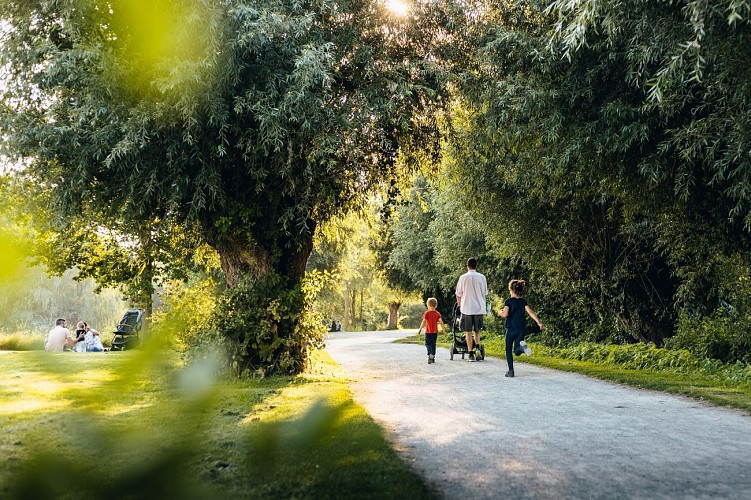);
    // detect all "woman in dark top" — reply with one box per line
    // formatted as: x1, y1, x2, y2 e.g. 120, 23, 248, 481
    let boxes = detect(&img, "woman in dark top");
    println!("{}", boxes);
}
500, 279, 544, 378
